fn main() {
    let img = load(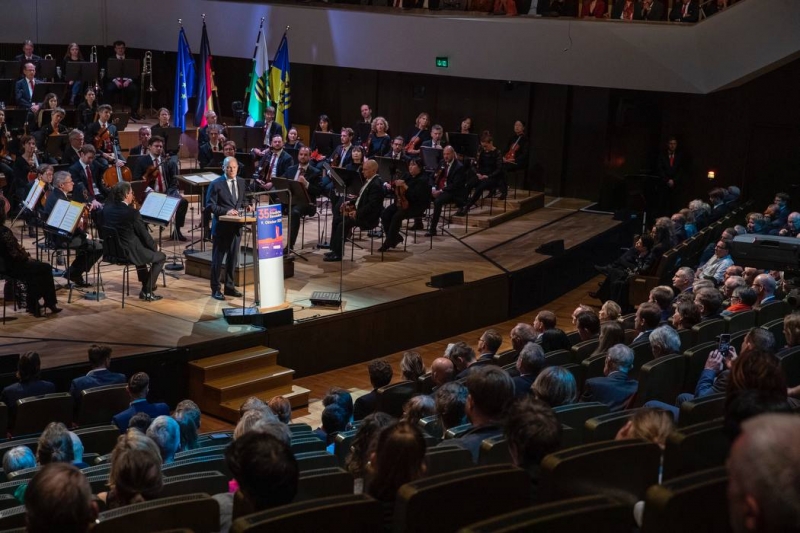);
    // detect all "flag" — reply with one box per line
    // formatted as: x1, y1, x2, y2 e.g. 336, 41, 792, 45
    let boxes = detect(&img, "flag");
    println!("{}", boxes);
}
194, 20, 216, 128
245, 22, 269, 127
269, 33, 290, 136
173, 27, 196, 132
